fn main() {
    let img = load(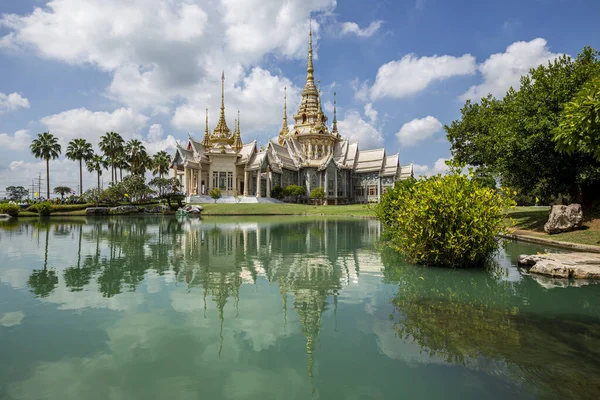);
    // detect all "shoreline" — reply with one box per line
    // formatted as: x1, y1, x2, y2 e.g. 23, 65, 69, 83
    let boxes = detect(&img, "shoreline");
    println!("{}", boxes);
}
499, 231, 600, 253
